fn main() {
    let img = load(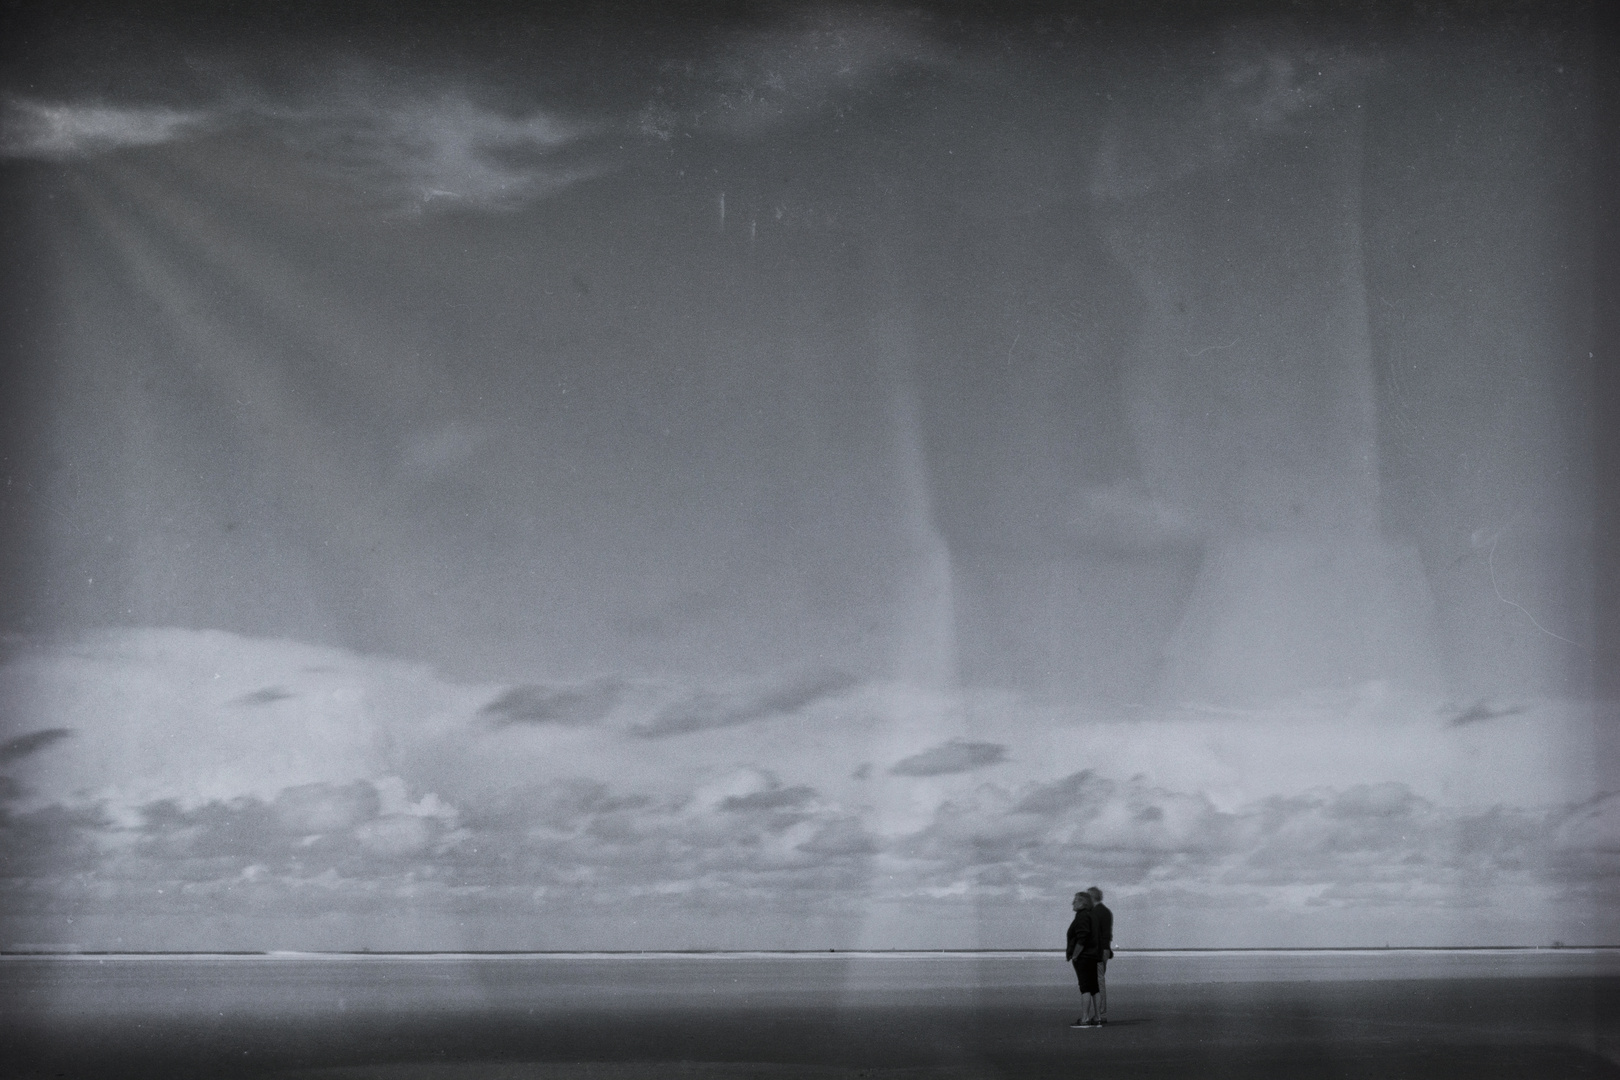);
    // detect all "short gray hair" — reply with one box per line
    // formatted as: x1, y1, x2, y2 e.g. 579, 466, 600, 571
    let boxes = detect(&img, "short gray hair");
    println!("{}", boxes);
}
1087, 886, 1103, 901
